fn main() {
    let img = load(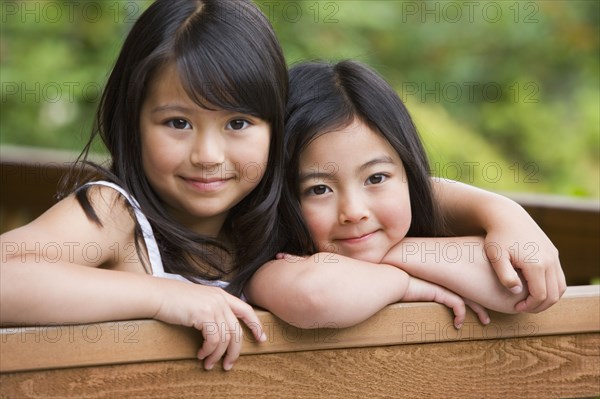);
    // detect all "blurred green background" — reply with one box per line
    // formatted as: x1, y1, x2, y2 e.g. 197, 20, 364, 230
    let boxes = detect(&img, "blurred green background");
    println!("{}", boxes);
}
1, 0, 598, 197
